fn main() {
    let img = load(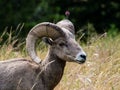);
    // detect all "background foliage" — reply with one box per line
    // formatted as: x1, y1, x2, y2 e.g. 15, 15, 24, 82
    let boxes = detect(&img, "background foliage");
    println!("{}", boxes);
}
0, 0, 120, 37
0, 1, 119, 89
